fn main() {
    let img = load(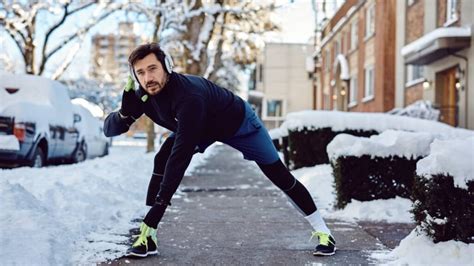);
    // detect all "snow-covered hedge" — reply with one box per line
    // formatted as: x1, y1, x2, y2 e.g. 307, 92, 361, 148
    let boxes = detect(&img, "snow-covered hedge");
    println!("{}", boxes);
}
328, 130, 435, 209
272, 110, 472, 169
279, 110, 471, 136
412, 137, 474, 243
